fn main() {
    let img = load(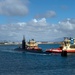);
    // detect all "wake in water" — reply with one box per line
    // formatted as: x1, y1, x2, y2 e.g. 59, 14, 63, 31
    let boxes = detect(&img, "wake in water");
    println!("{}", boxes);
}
0, 48, 25, 54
